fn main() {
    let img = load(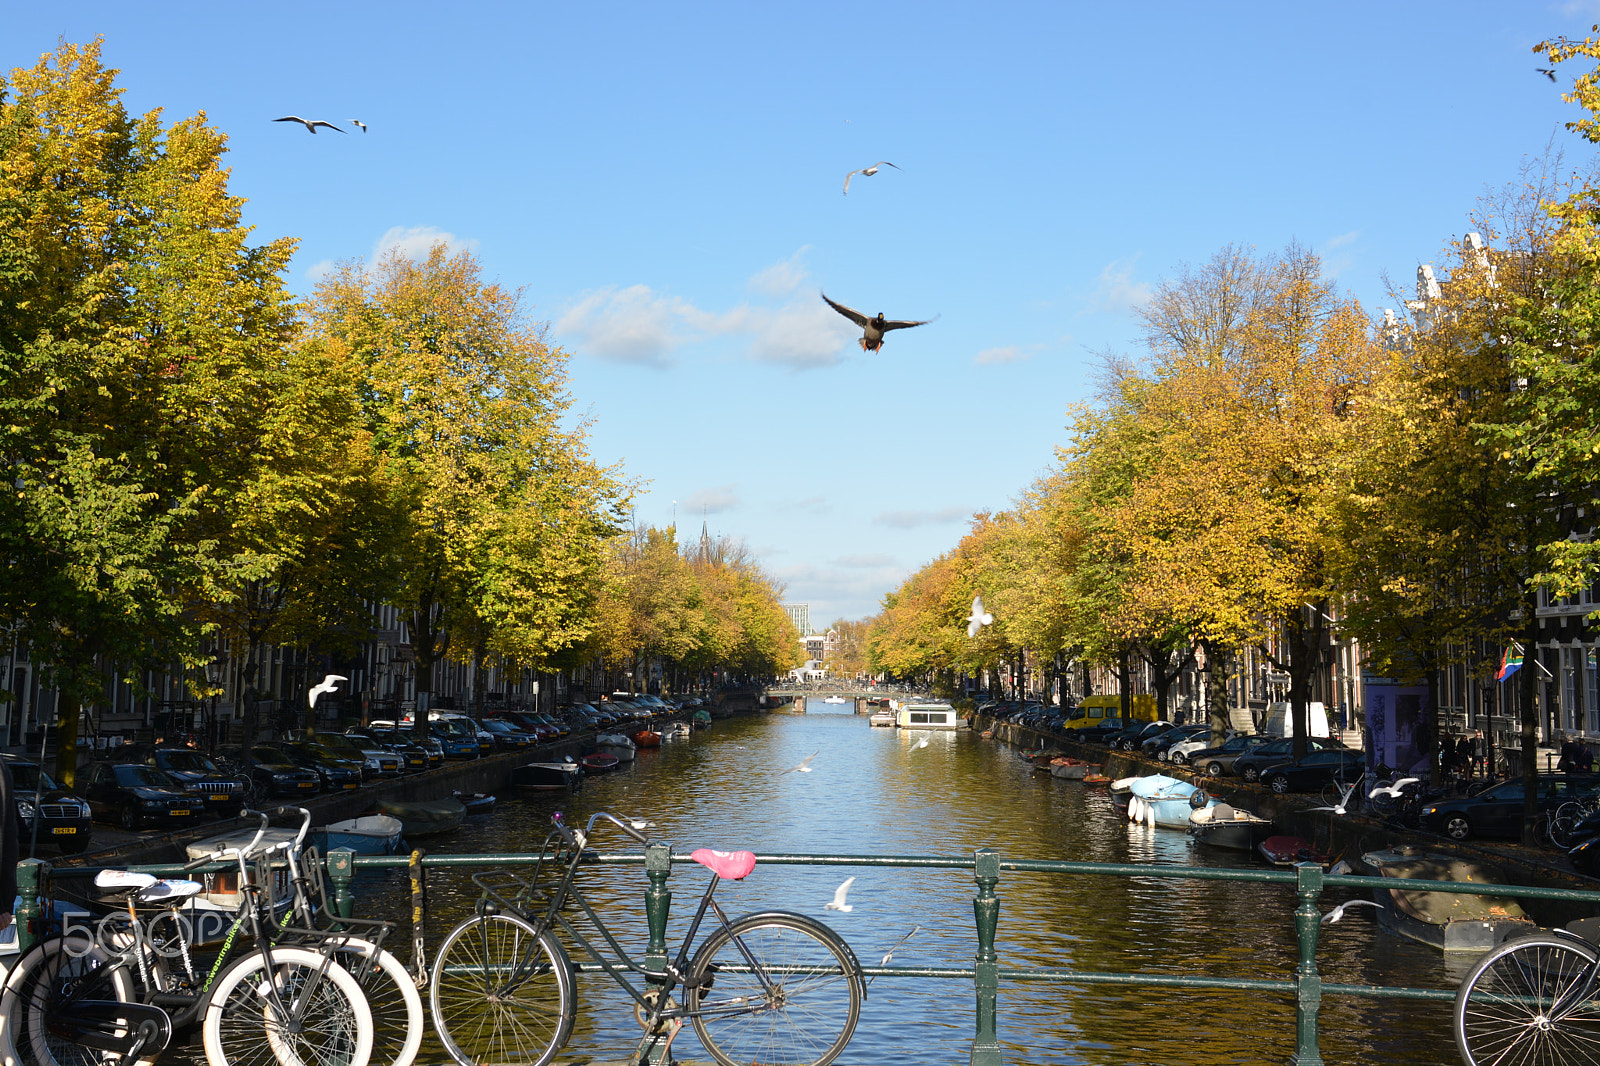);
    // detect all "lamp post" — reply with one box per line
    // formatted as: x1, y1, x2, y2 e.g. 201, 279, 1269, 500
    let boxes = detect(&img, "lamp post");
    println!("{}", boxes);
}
205, 657, 223, 751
